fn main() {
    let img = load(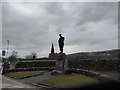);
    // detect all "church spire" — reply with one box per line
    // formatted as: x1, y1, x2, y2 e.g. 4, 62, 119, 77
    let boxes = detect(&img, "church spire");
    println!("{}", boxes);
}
51, 43, 54, 54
